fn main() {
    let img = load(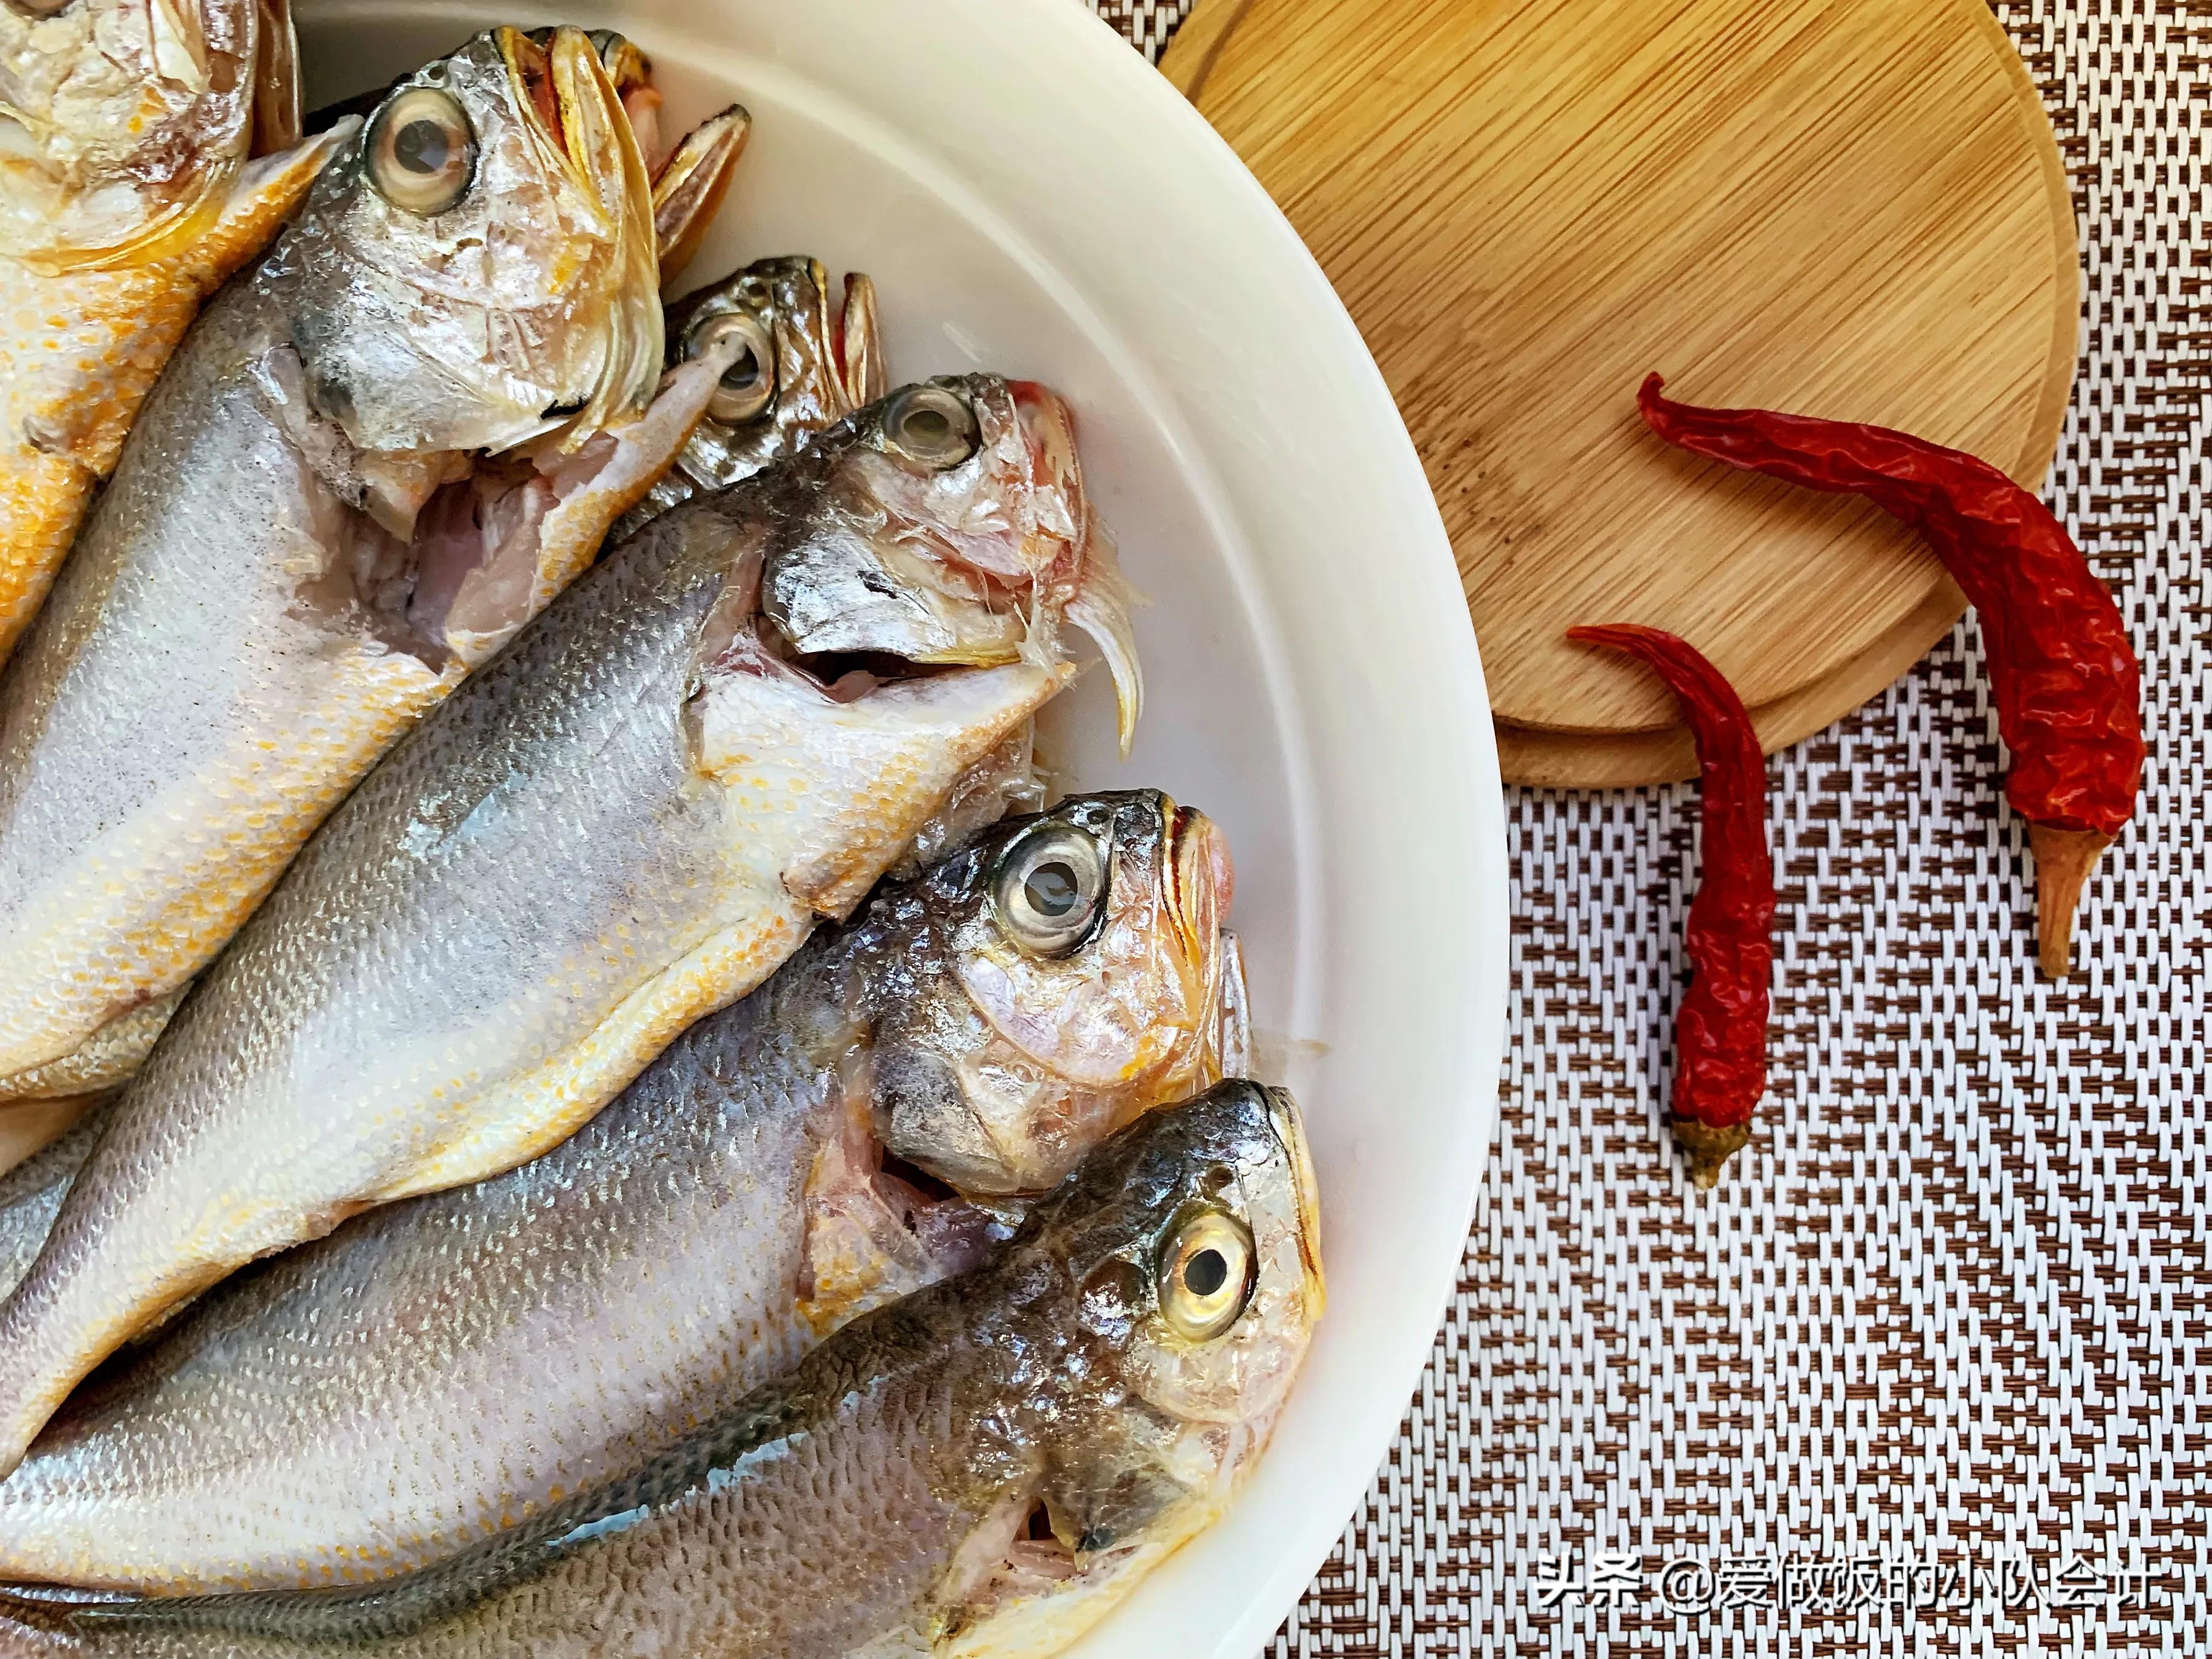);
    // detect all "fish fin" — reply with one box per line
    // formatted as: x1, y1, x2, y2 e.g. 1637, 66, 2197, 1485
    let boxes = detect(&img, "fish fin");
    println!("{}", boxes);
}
444, 339, 740, 668
26, 124, 351, 484
184, 121, 354, 289
1067, 524, 1144, 759
0, 122, 351, 662
937, 1500, 1178, 1659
